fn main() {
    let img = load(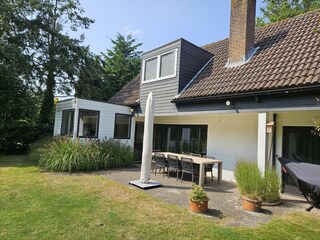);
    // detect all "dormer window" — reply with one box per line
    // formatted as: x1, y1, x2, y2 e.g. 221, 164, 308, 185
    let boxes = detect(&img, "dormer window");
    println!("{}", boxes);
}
142, 49, 177, 83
